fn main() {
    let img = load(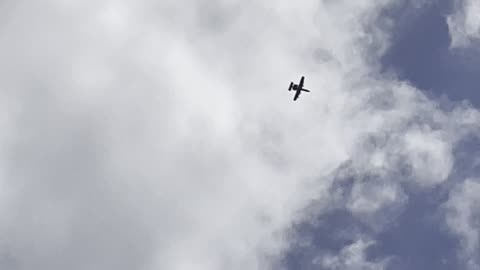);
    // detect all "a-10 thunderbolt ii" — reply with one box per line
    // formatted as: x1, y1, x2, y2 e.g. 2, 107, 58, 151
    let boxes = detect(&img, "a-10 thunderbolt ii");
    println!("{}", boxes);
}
288, 76, 310, 101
